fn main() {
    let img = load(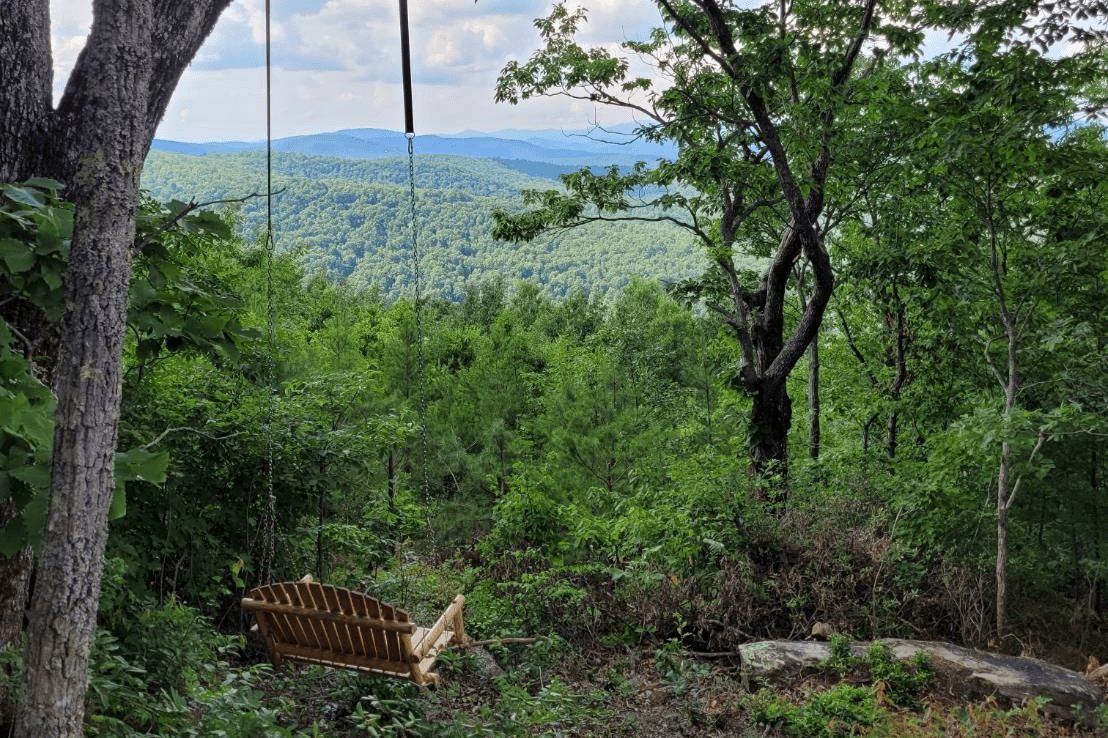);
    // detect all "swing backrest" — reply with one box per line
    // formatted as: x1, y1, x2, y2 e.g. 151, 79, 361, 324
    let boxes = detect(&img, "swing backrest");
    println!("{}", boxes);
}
242, 577, 465, 686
